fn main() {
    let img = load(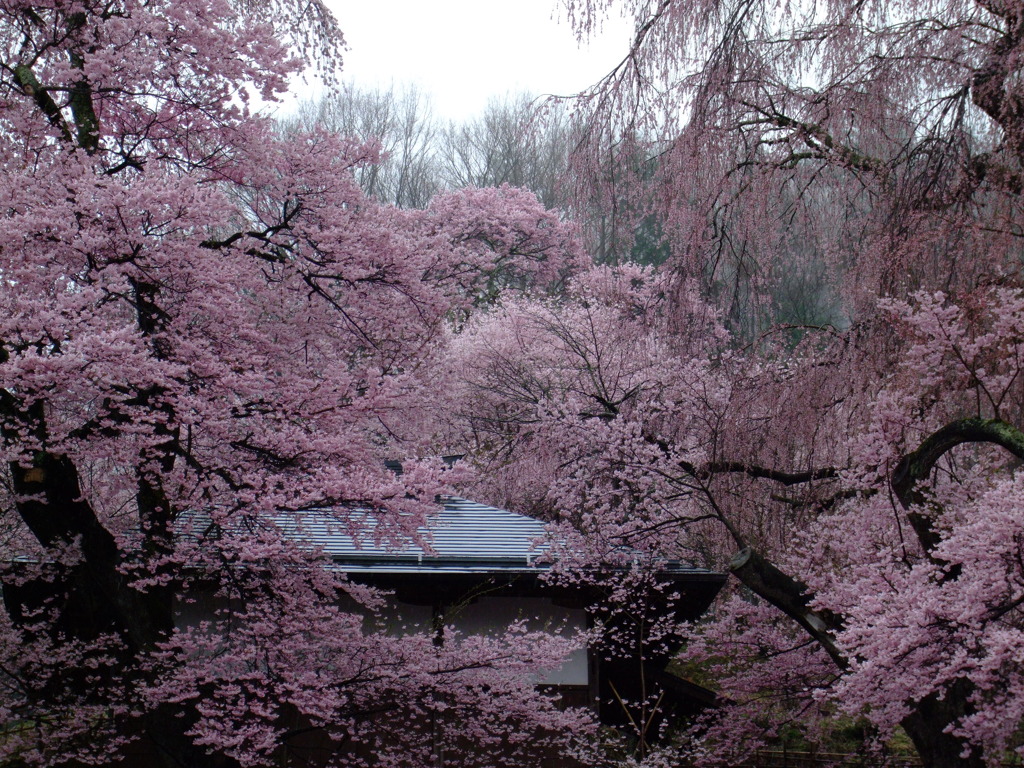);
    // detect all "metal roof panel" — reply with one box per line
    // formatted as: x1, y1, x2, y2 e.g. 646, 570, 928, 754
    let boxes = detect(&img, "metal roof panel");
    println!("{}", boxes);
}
179, 497, 720, 578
